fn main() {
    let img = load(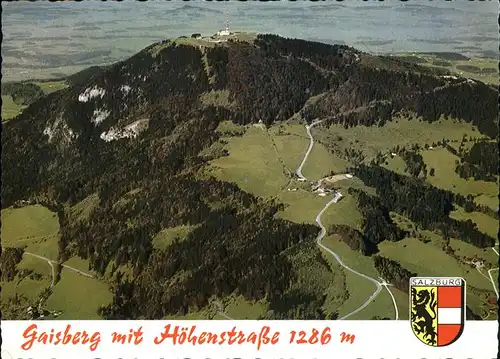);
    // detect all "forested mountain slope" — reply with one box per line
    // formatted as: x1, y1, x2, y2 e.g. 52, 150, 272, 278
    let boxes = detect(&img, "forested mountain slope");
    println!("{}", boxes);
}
2, 34, 497, 320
